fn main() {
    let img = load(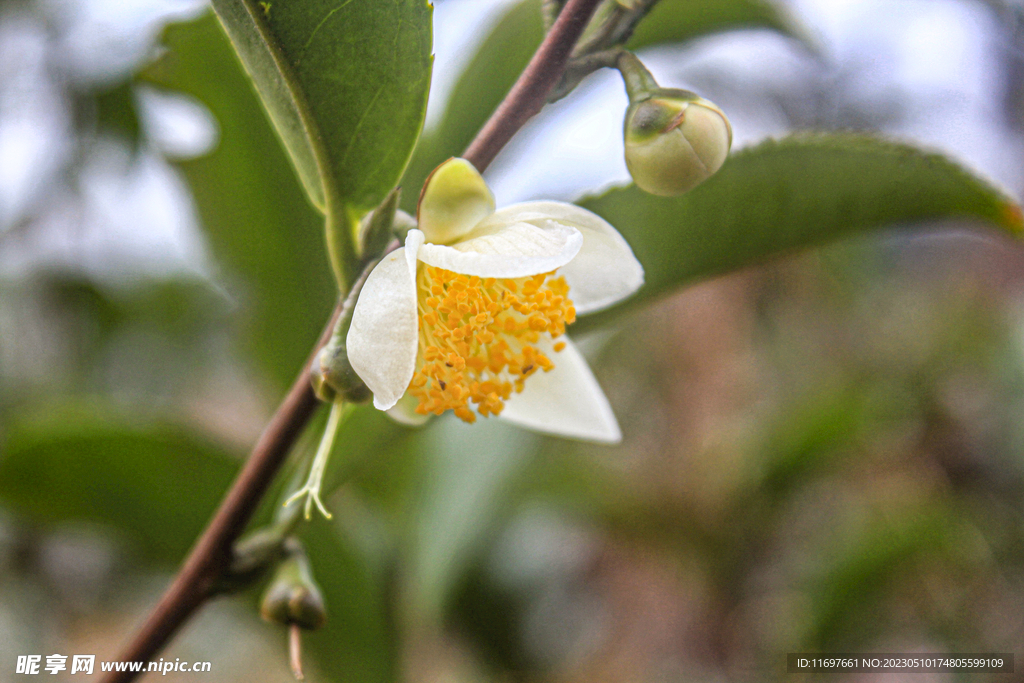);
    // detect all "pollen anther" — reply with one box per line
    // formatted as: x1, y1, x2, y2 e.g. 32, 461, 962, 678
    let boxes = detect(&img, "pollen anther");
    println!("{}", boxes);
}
409, 265, 574, 421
